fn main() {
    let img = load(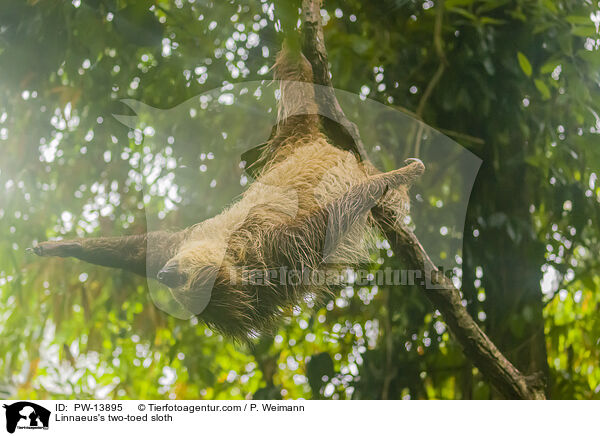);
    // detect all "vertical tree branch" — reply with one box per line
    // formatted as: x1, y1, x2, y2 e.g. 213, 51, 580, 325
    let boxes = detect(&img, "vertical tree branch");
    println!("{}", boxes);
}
301, 0, 368, 159
413, 0, 447, 157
